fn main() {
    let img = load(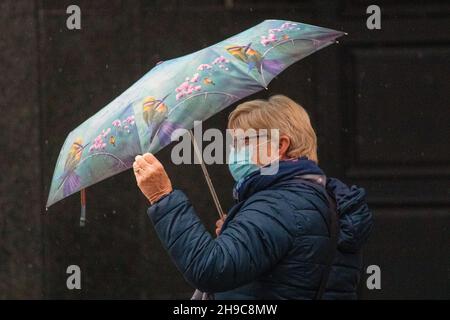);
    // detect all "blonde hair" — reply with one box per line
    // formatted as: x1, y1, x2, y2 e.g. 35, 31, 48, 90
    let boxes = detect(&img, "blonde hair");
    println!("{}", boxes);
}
228, 95, 318, 163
